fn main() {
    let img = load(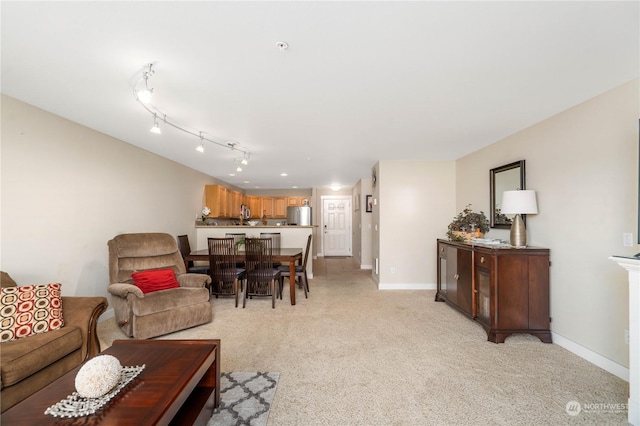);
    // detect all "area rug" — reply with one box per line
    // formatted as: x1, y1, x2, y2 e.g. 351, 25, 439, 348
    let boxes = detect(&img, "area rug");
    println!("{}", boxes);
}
208, 372, 279, 426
